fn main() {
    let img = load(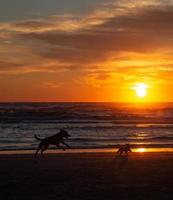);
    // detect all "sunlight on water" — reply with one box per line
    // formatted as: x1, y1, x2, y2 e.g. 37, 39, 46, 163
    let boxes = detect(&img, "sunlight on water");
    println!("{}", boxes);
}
1, 102, 173, 150
133, 148, 173, 152
2, 148, 173, 154
135, 148, 146, 152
